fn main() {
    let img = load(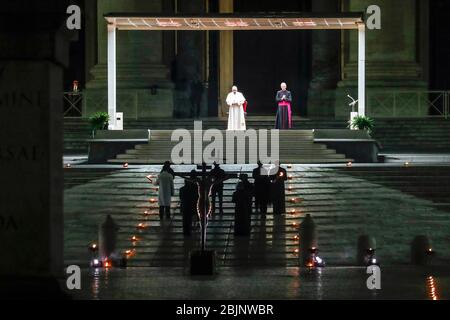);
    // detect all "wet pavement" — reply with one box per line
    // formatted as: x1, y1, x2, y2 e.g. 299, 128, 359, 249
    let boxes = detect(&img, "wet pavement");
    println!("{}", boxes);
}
64, 266, 449, 300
